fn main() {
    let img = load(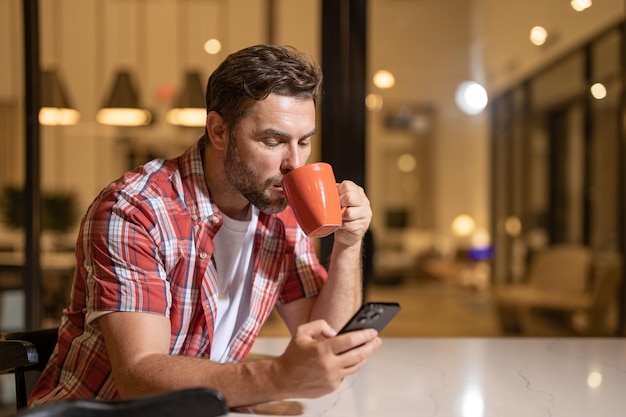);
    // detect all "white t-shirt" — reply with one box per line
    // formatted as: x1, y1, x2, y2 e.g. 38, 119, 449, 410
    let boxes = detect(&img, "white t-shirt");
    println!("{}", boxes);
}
209, 205, 258, 362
